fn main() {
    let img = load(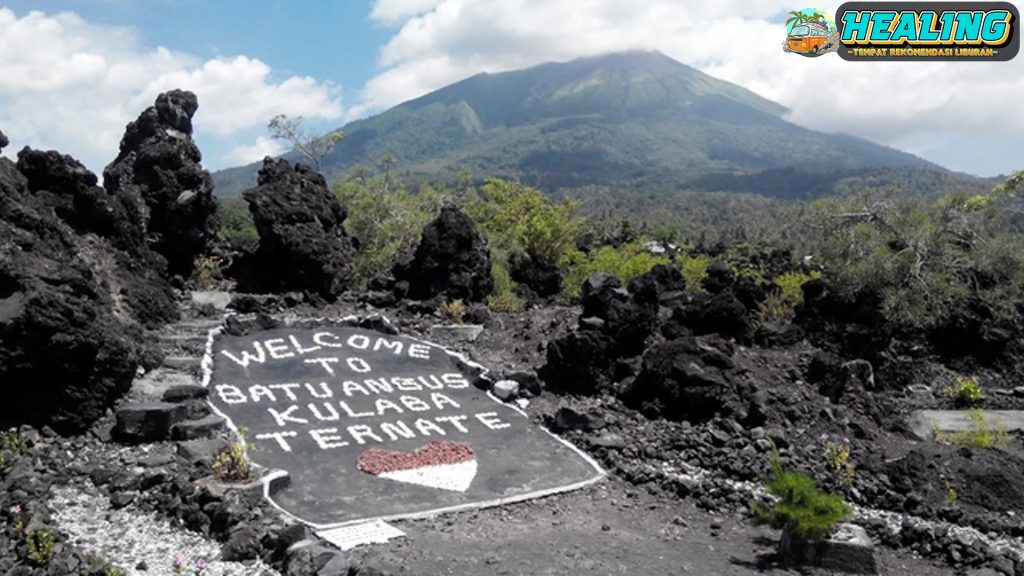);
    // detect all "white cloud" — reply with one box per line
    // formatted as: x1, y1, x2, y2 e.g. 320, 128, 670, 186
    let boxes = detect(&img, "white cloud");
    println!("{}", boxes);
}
0, 8, 343, 174
360, 0, 1024, 175
370, 0, 446, 24
221, 135, 286, 166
